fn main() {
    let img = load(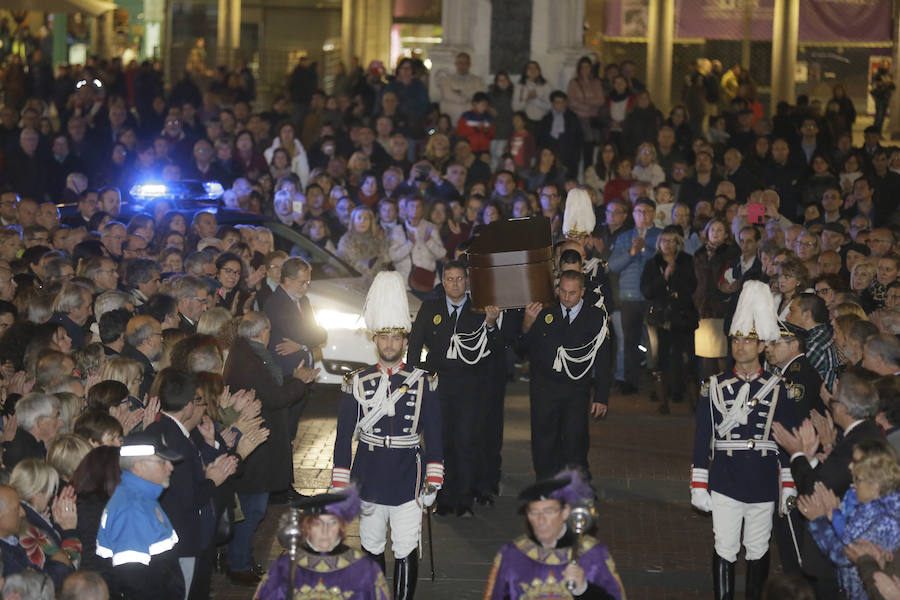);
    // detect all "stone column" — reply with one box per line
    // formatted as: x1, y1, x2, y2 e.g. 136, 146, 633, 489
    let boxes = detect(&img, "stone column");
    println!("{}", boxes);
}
428, 0, 492, 98
530, 0, 588, 90
646, 0, 673, 113
888, 0, 900, 140
217, 0, 240, 67
770, 0, 799, 115
342, 0, 391, 71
